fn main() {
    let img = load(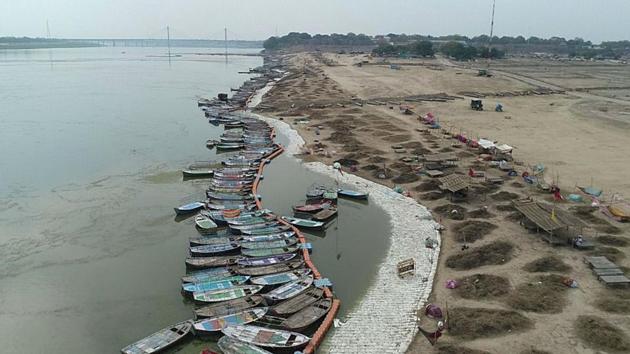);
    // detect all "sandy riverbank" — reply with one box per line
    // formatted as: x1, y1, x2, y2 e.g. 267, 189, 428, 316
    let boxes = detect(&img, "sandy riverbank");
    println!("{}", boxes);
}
249, 82, 442, 353
252, 52, 630, 354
